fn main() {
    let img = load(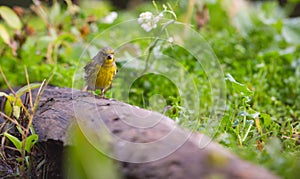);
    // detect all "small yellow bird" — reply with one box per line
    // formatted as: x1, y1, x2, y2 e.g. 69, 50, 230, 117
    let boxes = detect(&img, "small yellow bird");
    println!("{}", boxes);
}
84, 47, 117, 97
